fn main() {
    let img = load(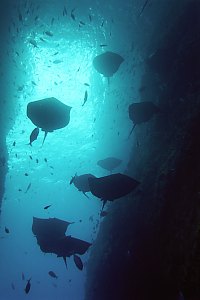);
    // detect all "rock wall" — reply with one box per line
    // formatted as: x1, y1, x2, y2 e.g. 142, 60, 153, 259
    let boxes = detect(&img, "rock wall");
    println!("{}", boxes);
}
85, 1, 200, 299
